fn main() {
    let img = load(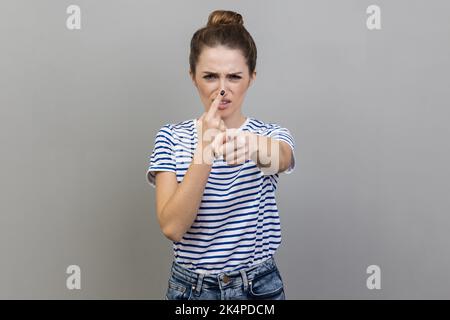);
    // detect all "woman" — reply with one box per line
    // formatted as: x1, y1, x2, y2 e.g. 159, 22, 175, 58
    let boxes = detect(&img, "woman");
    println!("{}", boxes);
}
146, 10, 296, 300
